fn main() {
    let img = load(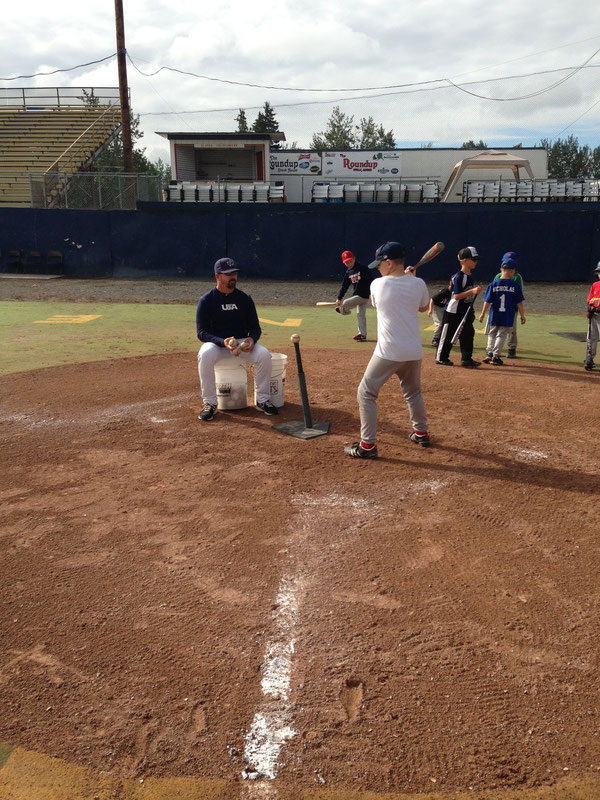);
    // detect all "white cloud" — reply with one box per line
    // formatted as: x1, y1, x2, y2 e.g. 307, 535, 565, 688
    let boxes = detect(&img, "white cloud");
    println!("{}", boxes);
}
1, 0, 599, 163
